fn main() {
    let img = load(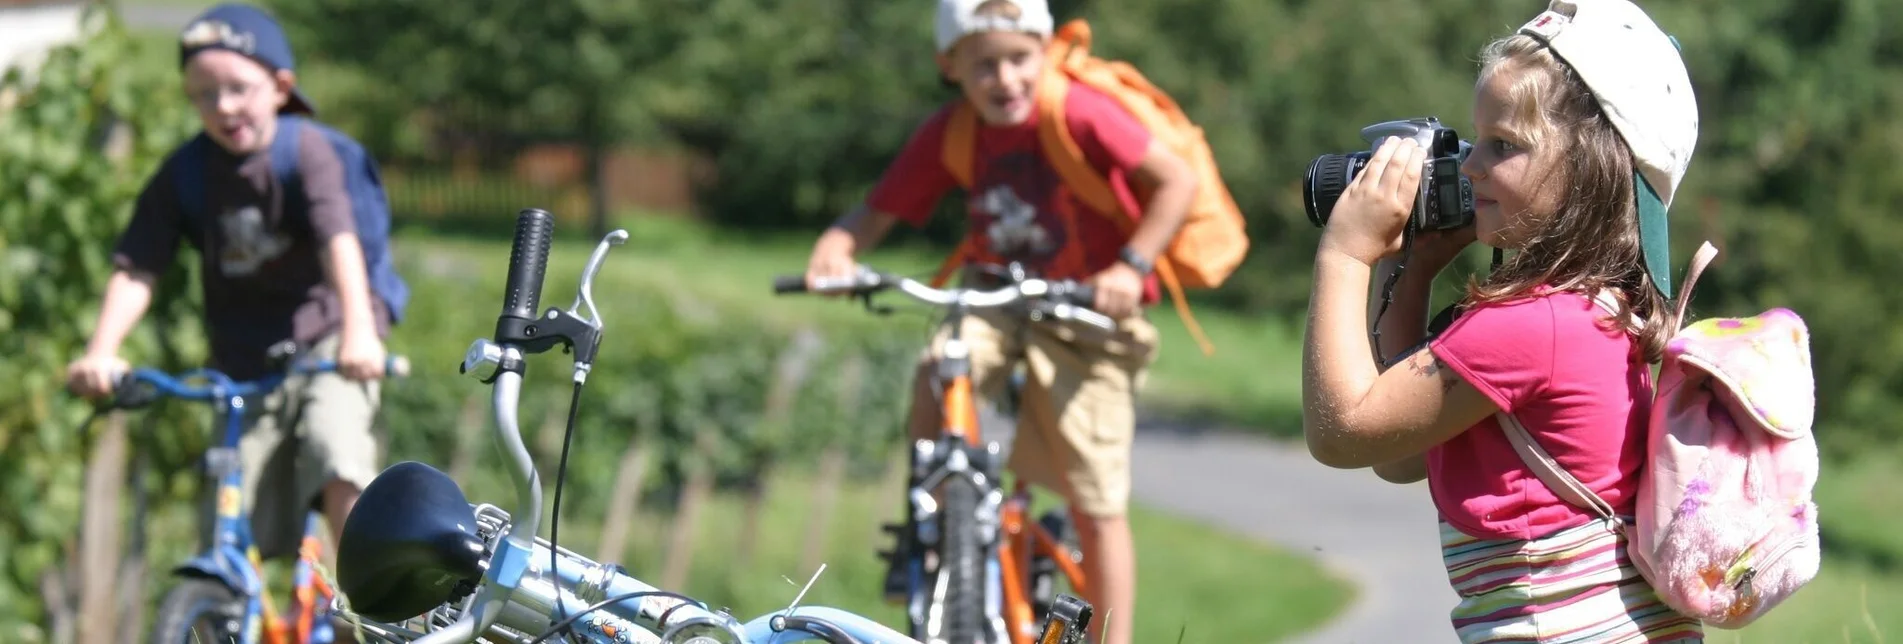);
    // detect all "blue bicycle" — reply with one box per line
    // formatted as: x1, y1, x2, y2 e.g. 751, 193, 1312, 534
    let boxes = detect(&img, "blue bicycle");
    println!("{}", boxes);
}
92, 344, 408, 644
